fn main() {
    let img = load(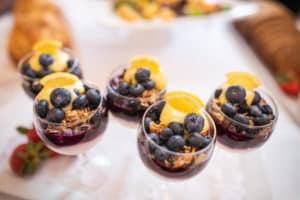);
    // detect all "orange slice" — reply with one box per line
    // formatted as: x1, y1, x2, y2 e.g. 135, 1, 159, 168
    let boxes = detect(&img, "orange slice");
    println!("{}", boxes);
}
123, 55, 166, 90
39, 72, 80, 88
33, 39, 62, 54
160, 91, 205, 125
226, 71, 261, 90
